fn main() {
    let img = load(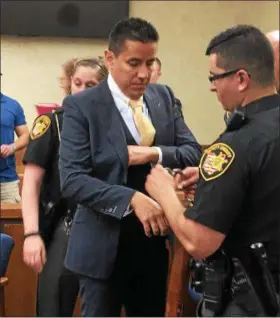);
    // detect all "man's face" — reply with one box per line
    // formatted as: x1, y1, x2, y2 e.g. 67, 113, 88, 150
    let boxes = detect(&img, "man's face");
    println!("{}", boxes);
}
150, 61, 162, 83
209, 54, 247, 111
105, 40, 157, 100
